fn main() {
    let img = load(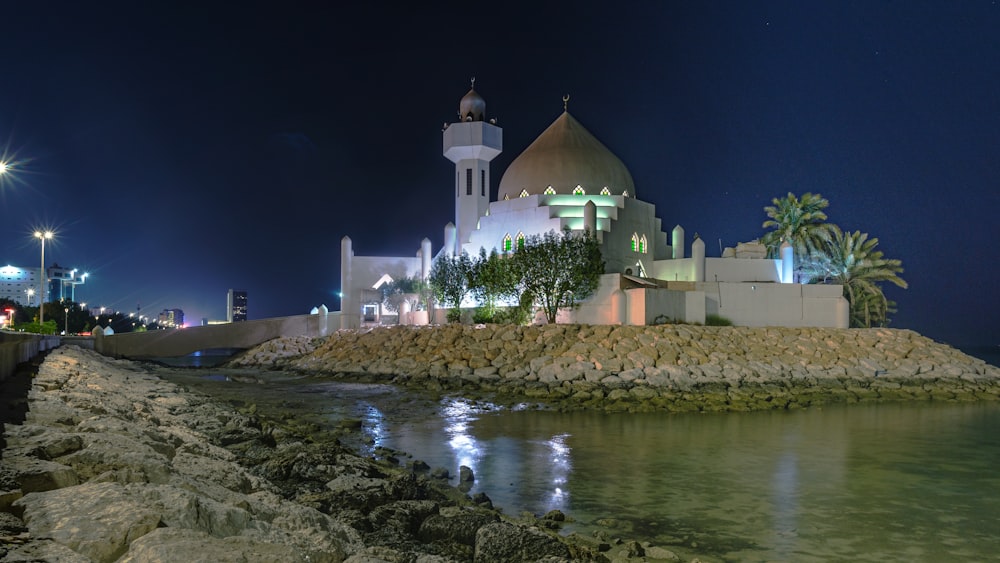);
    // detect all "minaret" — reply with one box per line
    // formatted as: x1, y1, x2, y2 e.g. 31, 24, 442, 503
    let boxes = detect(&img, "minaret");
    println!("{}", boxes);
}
443, 78, 502, 254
